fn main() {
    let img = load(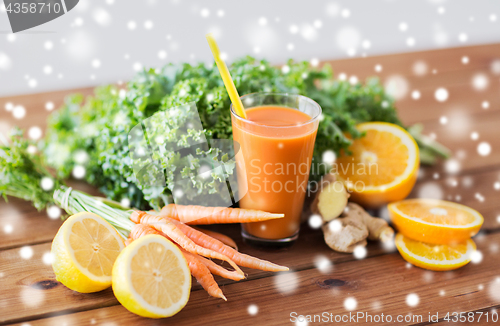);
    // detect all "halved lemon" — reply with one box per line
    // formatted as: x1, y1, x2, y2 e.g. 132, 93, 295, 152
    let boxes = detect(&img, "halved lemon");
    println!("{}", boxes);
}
389, 199, 484, 245
51, 212, 125, 293
395, 233, 476, 271
335, 122, 419, 208
112, 234, 191, 318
